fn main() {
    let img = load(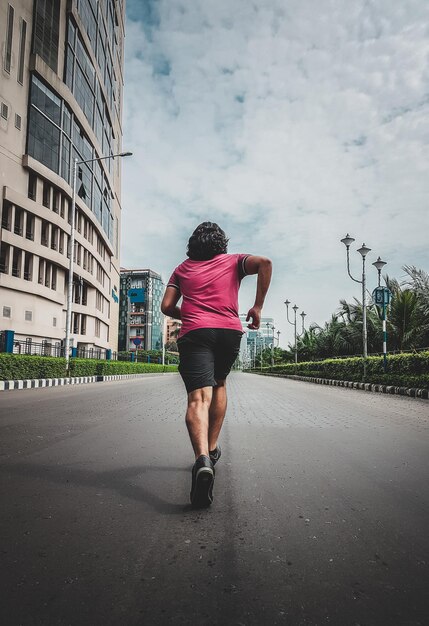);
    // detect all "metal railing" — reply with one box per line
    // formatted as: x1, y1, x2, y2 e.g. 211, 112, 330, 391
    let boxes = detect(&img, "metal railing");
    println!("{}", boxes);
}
12, 339, 64, 357
0, 333, 177, 364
